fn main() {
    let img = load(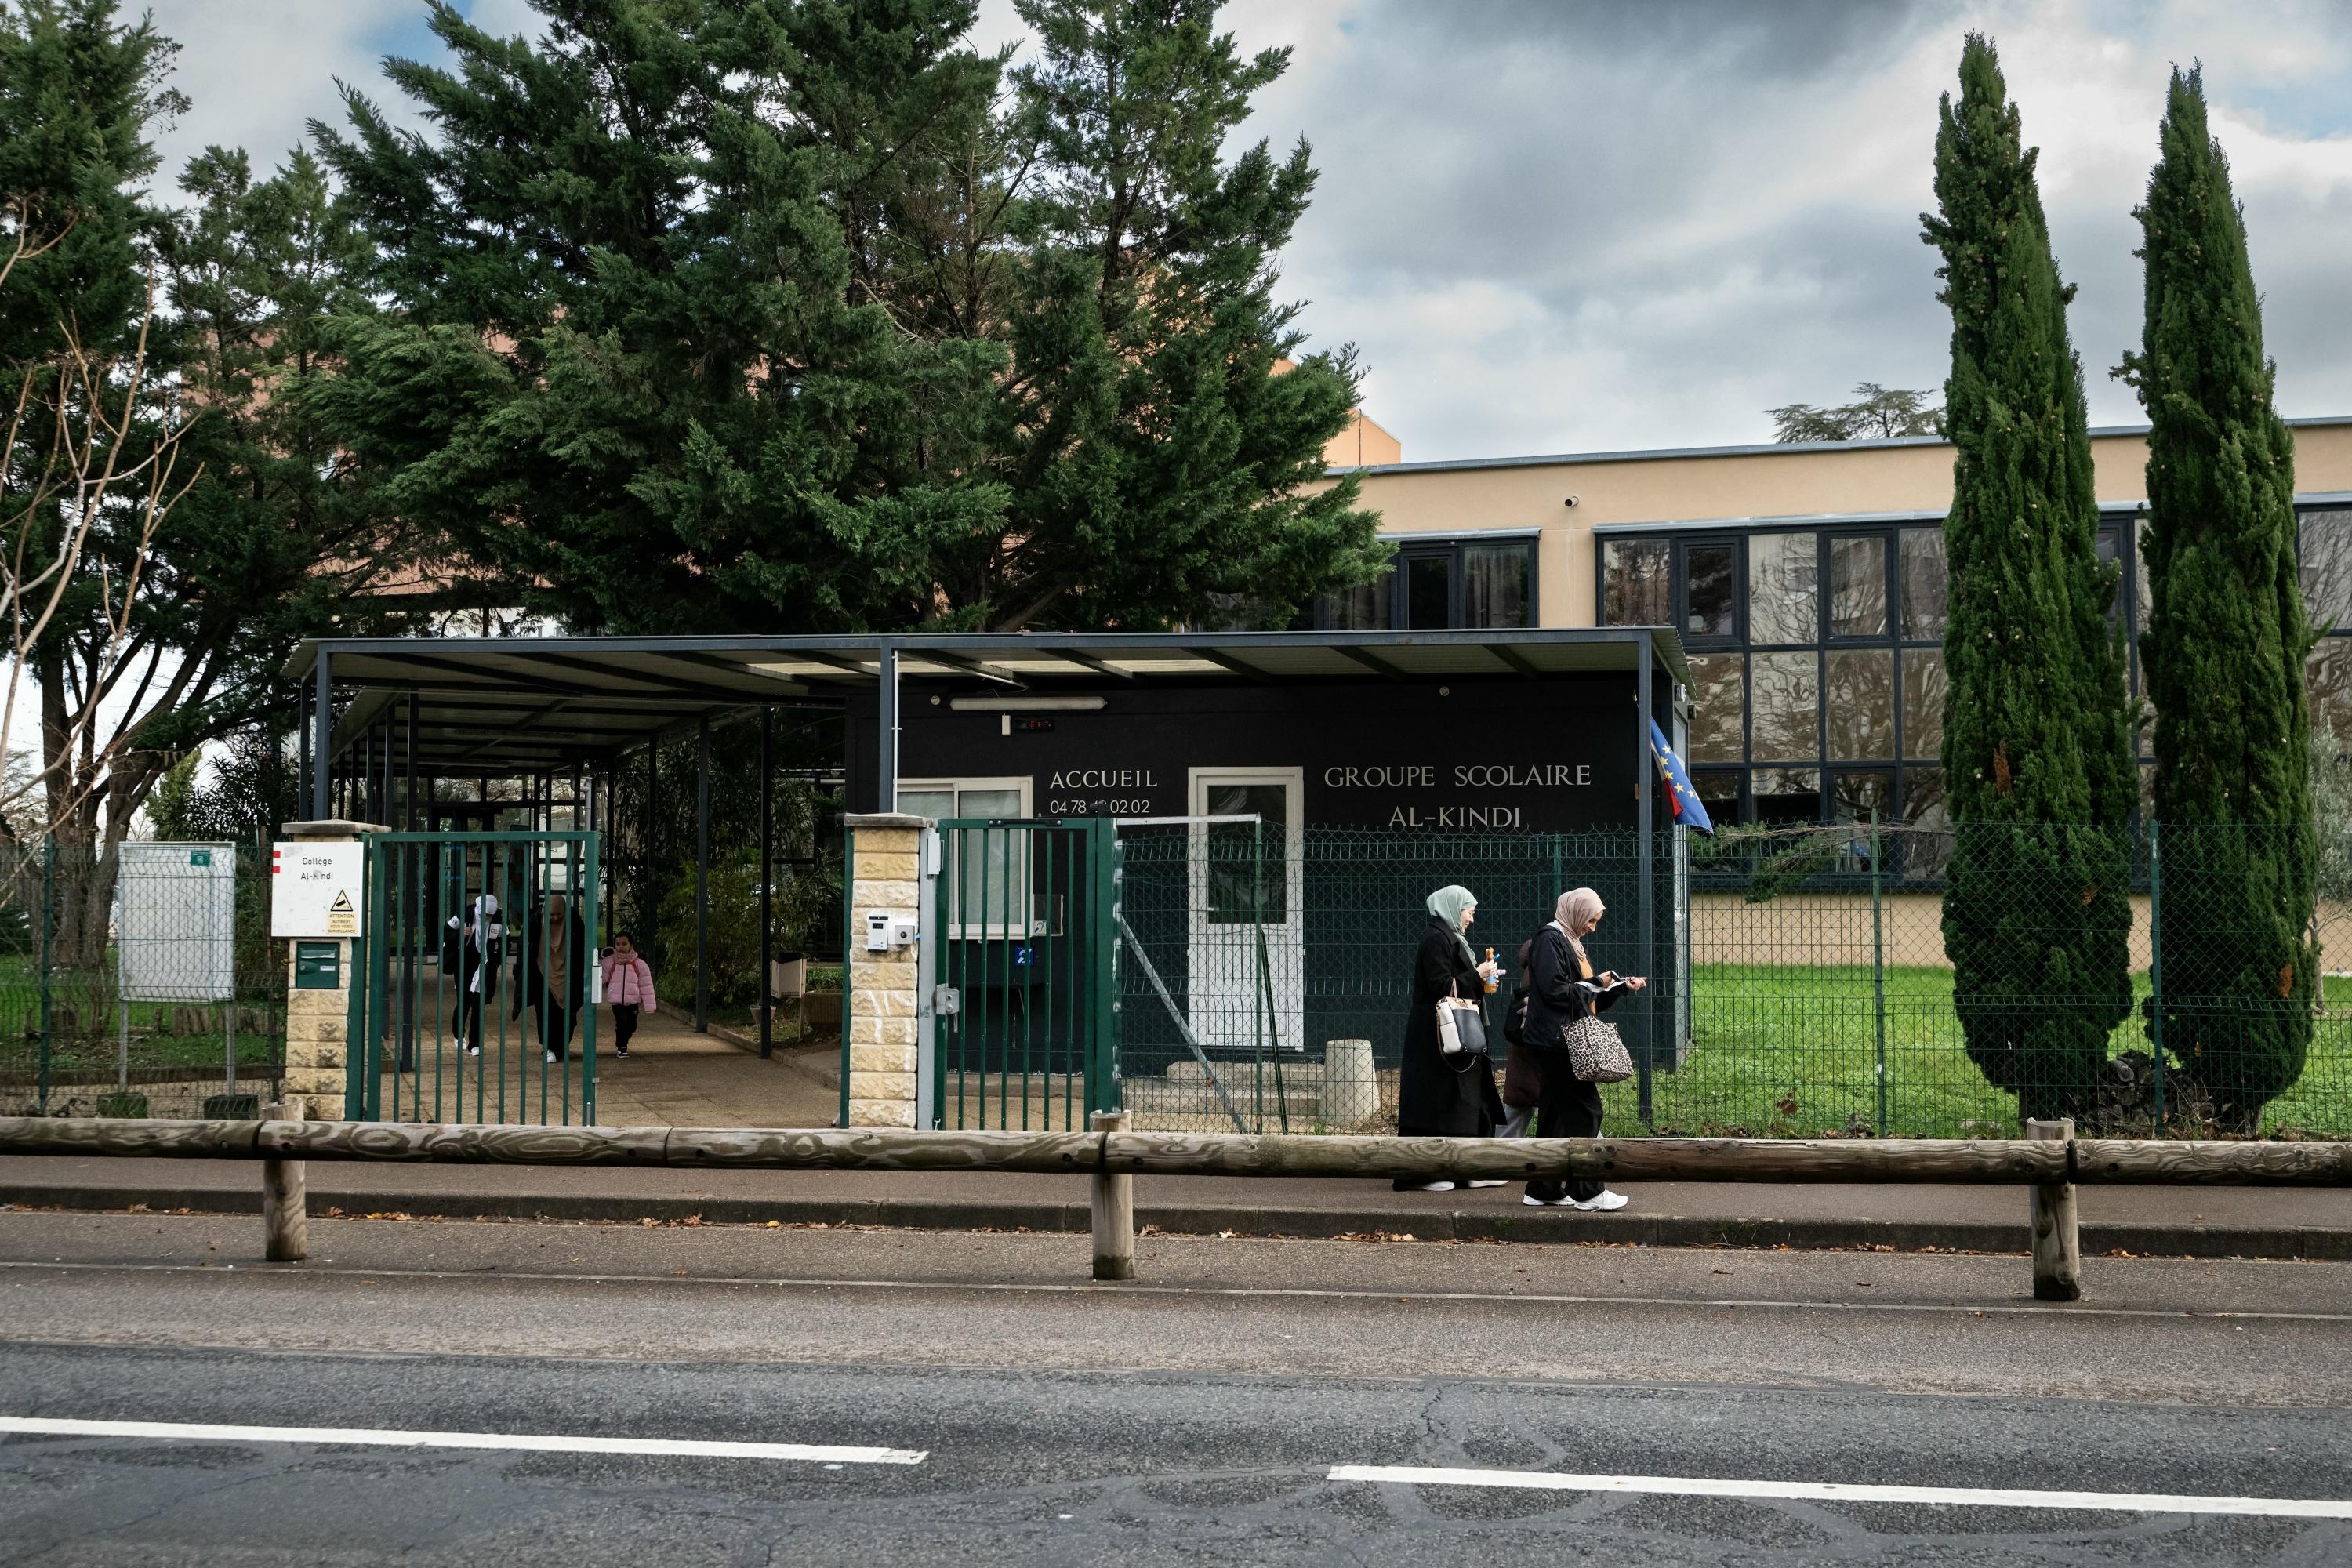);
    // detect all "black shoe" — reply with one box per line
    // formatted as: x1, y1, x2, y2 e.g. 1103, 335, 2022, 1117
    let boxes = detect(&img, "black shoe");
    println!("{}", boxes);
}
615, 1045, 629, 1059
